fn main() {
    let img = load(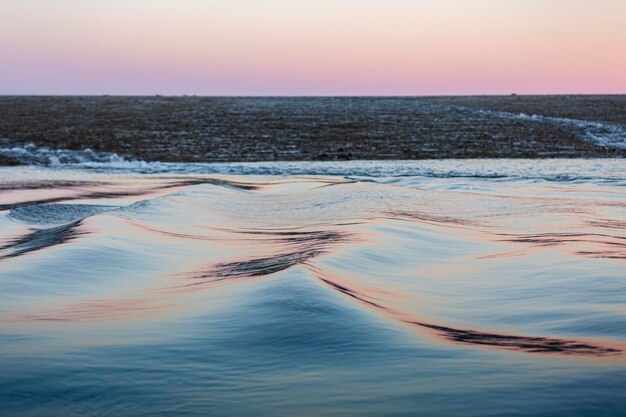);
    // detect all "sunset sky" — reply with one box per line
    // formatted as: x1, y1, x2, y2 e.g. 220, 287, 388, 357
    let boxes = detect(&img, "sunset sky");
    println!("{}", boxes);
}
1, 0, 625, 95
